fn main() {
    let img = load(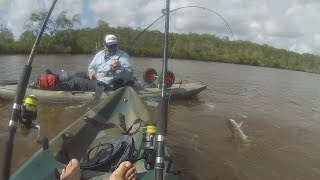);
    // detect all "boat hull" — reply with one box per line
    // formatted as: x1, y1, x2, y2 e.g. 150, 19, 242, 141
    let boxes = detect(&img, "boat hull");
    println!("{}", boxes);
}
0, 82, 206, 103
